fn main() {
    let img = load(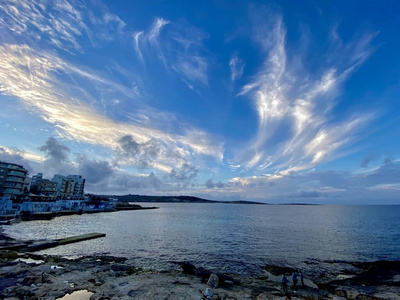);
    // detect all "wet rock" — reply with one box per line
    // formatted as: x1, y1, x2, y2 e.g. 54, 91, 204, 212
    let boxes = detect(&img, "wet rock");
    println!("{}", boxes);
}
182, 261, 196, 275
223, 280, 234, 287
262, 265, 297, 276
110, 263, 130, 272
207, 273, 219, 288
